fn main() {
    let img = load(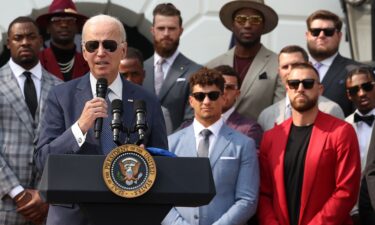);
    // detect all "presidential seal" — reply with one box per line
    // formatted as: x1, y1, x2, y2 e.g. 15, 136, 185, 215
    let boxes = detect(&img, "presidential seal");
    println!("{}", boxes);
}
102, 144, 157, 198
